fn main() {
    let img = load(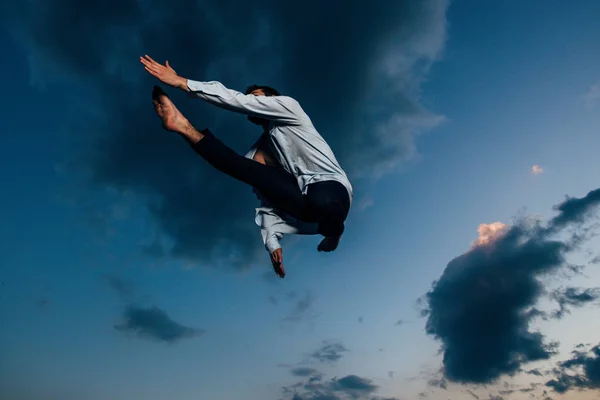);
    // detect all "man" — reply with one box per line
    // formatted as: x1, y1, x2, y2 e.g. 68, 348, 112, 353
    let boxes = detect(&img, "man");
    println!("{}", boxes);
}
140, 55, 353, 278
